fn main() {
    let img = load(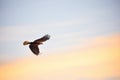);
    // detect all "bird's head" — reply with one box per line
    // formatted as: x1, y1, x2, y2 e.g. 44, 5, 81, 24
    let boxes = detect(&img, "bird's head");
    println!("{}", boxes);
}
40, 42, 43, 45
23, 41, 30, 45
